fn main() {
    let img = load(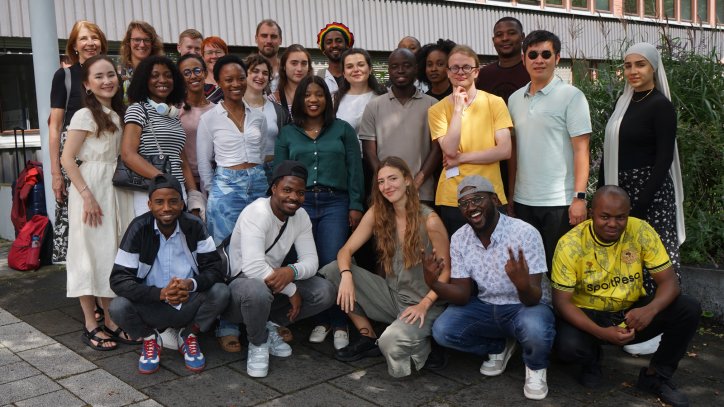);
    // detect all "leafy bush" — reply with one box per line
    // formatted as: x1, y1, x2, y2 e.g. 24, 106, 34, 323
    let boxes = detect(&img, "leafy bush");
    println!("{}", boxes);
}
574, 38, 723, 267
